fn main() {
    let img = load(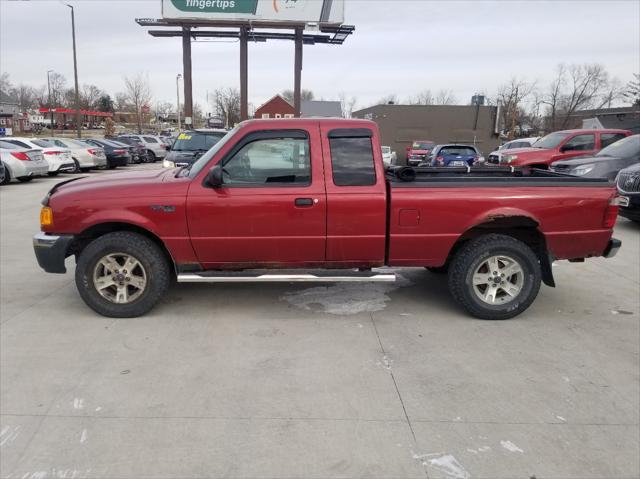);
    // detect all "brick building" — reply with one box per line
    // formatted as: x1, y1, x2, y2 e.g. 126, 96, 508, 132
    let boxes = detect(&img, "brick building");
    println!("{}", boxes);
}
254, 94, 296, 119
